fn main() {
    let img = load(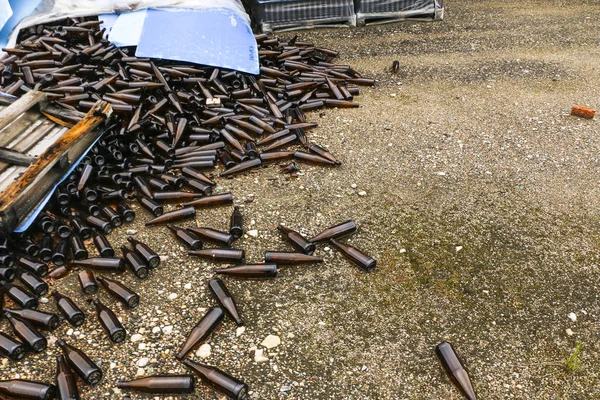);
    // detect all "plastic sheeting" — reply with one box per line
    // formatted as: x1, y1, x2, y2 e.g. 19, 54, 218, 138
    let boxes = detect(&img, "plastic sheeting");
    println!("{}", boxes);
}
355, 0, 443, 24
5, 0, 249, 48
251, 0, 356, 32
